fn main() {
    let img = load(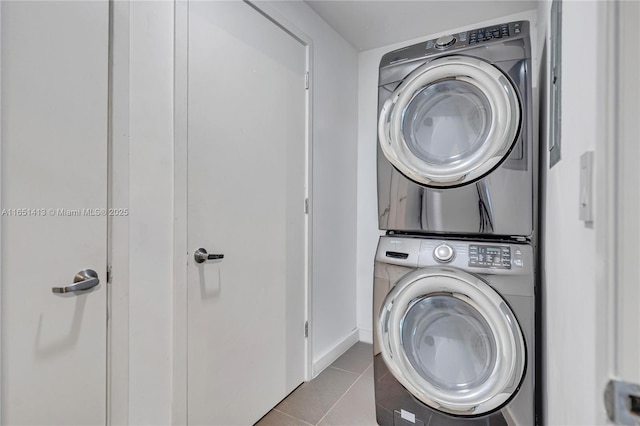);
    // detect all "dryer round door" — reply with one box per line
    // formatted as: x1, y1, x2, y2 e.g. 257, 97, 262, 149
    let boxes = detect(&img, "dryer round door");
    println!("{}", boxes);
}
378, 55, 521, 187
377, 267, 526, 416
